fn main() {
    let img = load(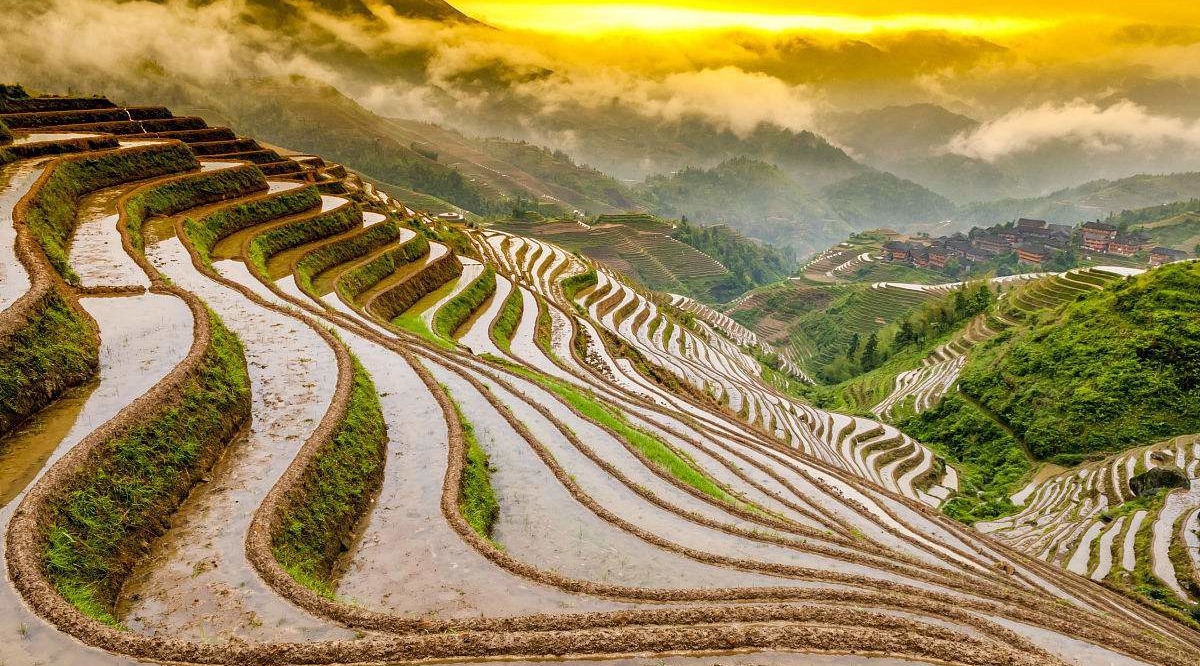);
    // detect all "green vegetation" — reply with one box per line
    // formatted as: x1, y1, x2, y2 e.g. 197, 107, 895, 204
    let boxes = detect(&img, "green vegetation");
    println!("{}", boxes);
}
434, 267, 496, 339
221, 80, 504, 216
789, 284, 937, 383
492, 359, 737, 506
897, 394, 1028, 524
445, 387, 499, 540
1111, 491, 1200, 627
273, 356, 386, 598
636, 157, 852, 258
294, 220, 402, 293
124, 165, 265, 251
337, 233, 428, 301
0, 119, 11, 144
184, 187, 319, 262
820, 170, 954, 229
26, 143, 197, 282
956, 172, 1200, 228
960, 262, 1200, 460
814, 300, 980, 415
0, 291, 98, 438
45, 310, 250, 625
491, 286, 523, 354
561, 269, 597, 303
476, 138, 637, 213
246, 202, 361, 273
671, 218, 795, 301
